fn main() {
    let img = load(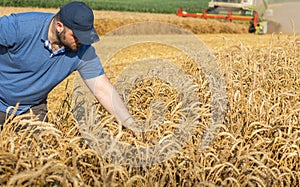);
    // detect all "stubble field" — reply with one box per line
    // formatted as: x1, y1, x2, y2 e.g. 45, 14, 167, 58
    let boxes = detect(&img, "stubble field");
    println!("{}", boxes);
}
0, 6, 300, 186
